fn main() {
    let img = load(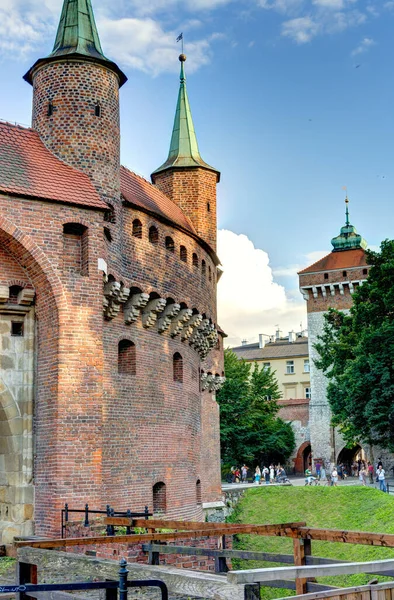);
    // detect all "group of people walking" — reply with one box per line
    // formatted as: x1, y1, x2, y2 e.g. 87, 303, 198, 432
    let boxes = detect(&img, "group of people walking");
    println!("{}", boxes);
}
228, 463, 287, 484
305, 460, 388, 492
